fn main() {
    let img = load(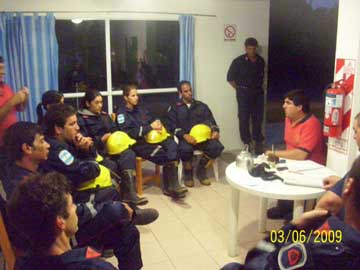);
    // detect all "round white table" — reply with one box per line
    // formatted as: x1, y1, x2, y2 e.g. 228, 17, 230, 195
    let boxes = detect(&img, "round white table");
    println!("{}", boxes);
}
226, 162, 325, 257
